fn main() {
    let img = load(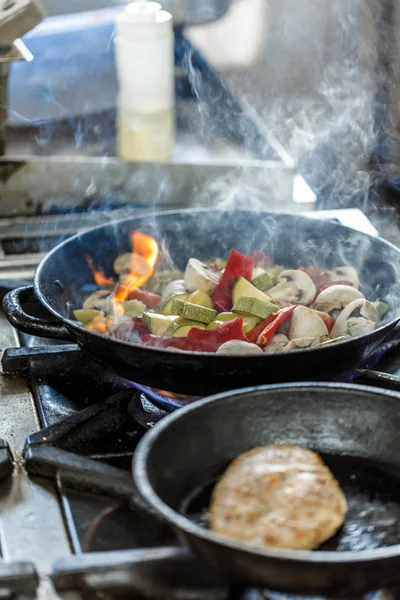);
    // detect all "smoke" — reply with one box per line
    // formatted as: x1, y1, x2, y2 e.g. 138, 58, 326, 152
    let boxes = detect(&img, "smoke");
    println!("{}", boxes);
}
186, 0, 383, 211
